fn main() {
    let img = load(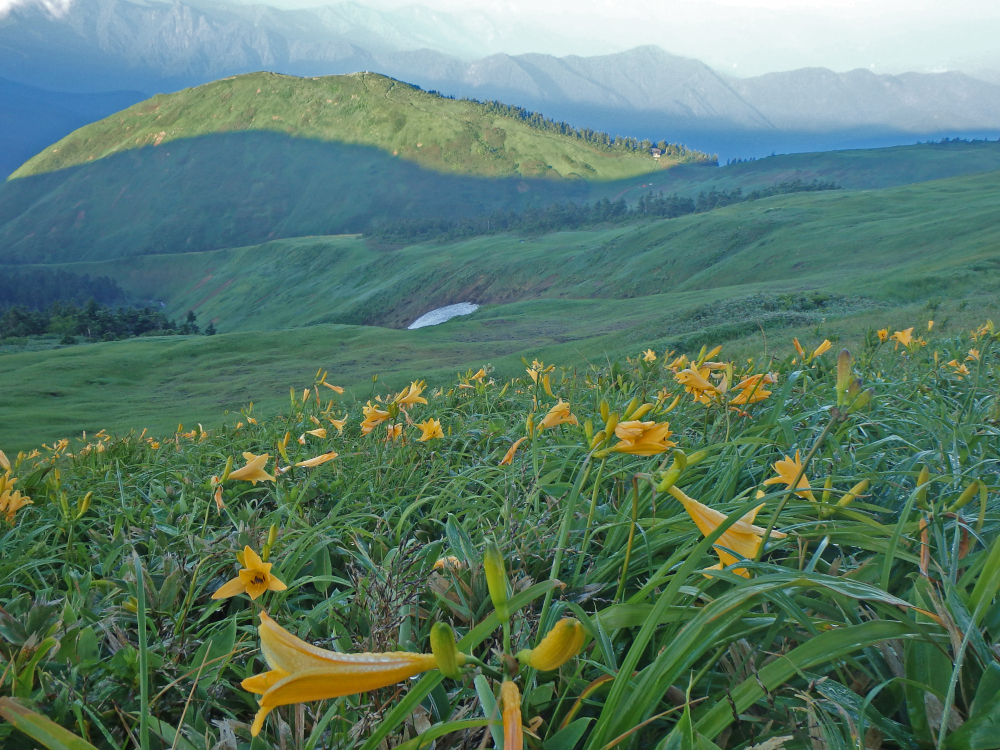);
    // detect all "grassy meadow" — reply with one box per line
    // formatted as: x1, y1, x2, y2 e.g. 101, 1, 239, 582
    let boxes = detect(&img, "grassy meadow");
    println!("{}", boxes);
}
2, 318, 1000, 750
